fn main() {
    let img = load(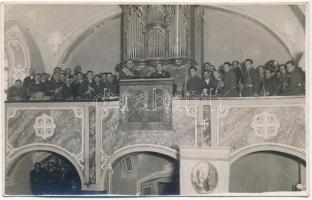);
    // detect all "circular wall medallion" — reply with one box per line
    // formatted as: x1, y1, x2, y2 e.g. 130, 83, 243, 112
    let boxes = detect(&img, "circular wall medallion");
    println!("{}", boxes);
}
191, 161, 218, 193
